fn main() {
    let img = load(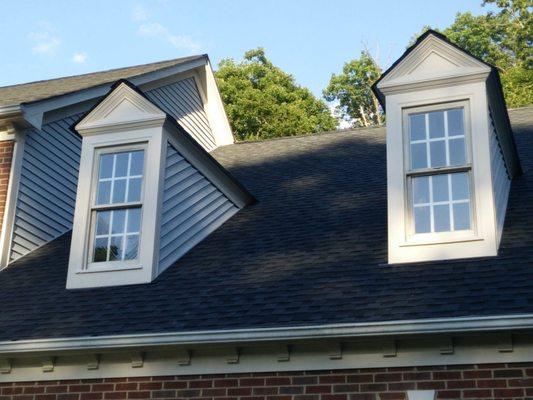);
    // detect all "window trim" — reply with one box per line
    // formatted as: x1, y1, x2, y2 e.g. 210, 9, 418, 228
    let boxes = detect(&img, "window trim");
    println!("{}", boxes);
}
83, 142, 148, 273
401, 100, 479, 245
